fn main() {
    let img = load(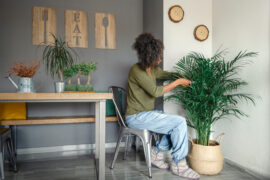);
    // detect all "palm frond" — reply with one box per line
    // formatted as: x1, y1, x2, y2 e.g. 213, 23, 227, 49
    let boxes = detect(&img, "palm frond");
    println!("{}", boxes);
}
167, 49, 257, 145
